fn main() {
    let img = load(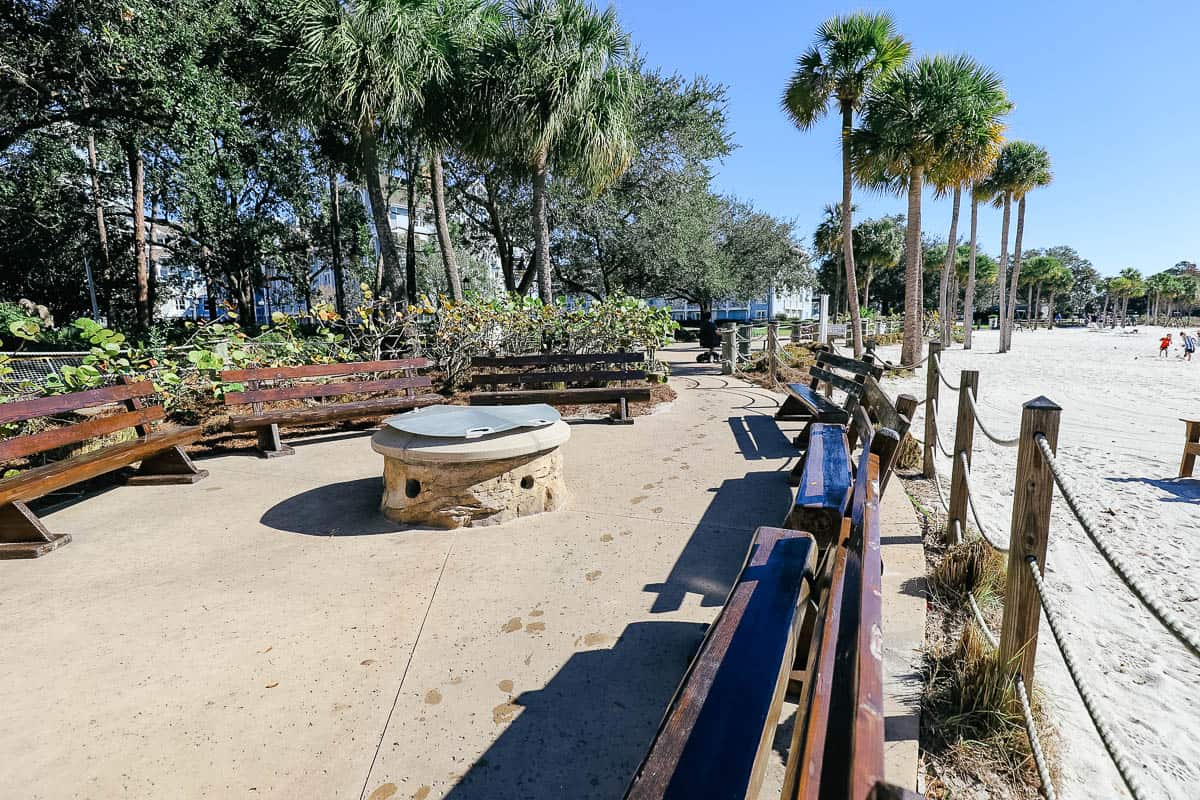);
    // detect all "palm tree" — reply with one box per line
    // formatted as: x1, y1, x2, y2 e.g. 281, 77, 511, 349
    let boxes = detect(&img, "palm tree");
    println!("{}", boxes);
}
996, 142, 1052, 350
782, 12, 910, 356
1042, 261, 1074, 328
963, 180, 999, 349
852, 54, 1003, 365
265, 0, 452, 302
852, 216, 904, 312
478, 0, 639, 303
814, 202, 853, 314
928, 73, 1010, 346
1019, 255, 1060, 323
1116, 267, 1145, 324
